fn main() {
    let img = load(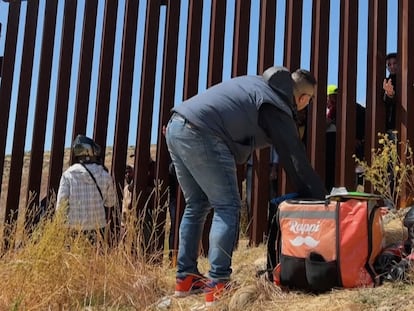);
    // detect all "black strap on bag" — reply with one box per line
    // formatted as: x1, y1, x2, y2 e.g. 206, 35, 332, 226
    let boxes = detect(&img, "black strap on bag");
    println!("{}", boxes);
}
80, 163, 119, 247
81, 163, 104, 200
80, 163, 111, 223
260, 193, 298, 281
266, 211, 280, 282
